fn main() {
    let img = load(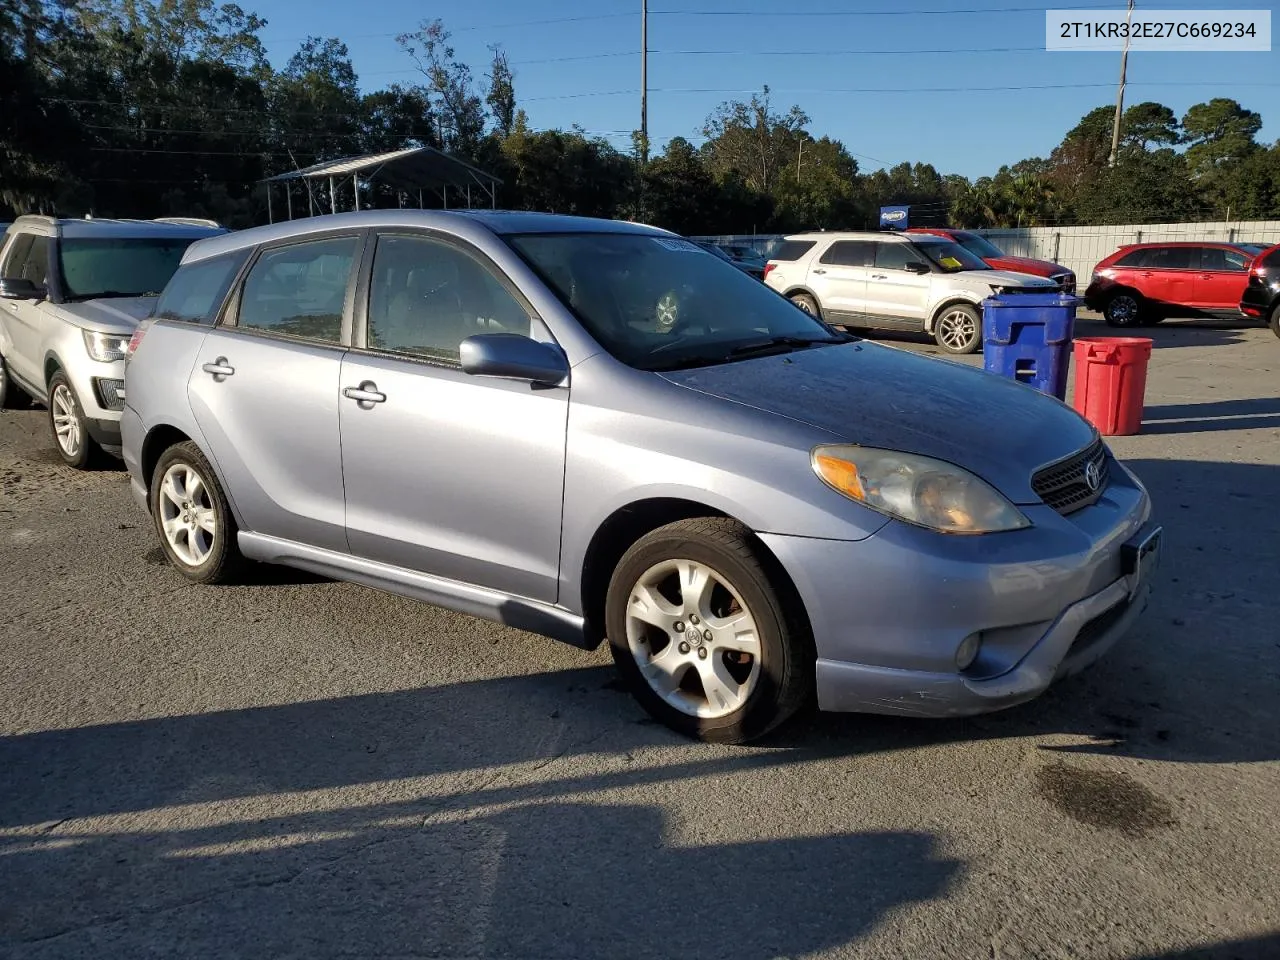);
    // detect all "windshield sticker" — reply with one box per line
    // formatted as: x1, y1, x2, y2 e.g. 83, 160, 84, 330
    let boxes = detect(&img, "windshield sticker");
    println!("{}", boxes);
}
939, 256, 964, 270
652, 237, 702, 253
